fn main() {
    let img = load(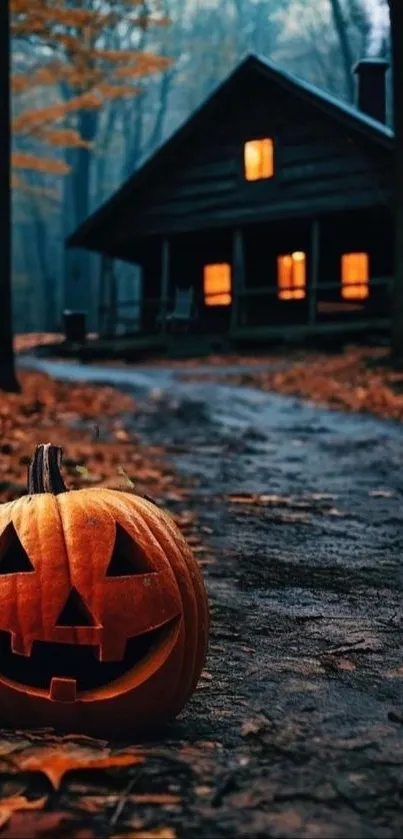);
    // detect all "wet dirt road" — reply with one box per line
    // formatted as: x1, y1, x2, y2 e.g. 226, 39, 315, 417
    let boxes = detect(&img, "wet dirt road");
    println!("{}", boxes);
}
18, 358, 403, 838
